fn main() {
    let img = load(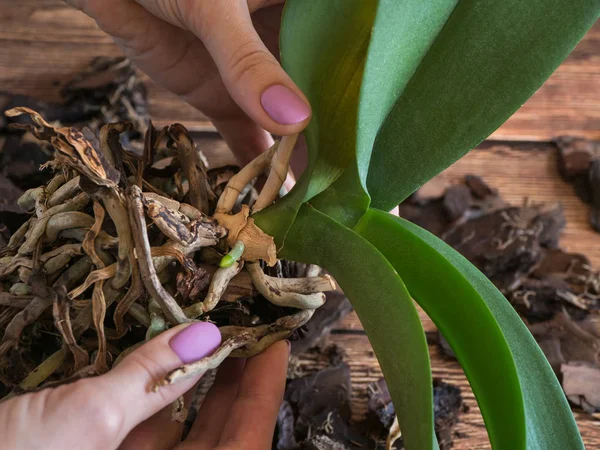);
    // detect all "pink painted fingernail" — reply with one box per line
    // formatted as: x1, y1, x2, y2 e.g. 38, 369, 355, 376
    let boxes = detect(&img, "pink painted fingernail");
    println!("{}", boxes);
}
170, 322, 221, 364
261, 85, 311, 125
